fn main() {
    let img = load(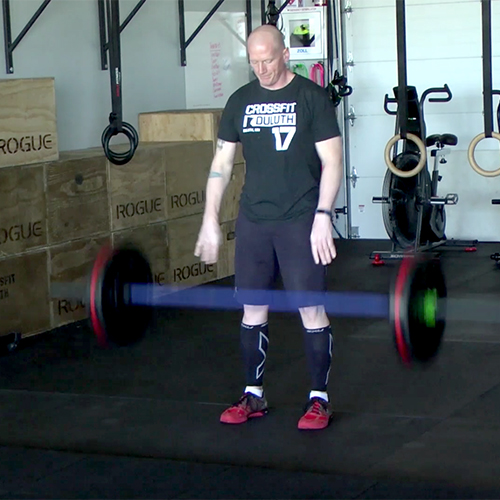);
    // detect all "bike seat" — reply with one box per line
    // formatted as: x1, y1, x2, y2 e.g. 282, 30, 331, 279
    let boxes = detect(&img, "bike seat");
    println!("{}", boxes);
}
426, 134, 458, 147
